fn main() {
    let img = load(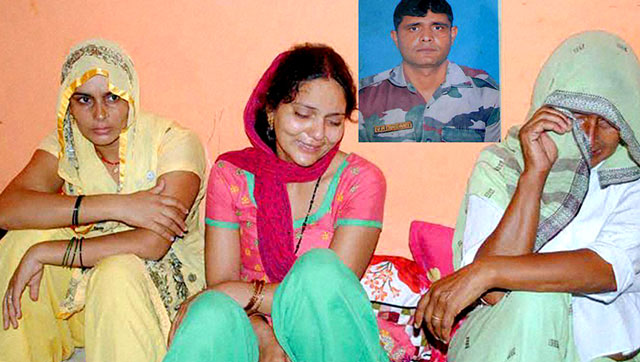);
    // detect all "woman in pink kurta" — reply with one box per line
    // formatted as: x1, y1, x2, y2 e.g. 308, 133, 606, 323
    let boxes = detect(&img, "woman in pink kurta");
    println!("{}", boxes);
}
166, 44, 389, 362
206, 153, 385, 283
